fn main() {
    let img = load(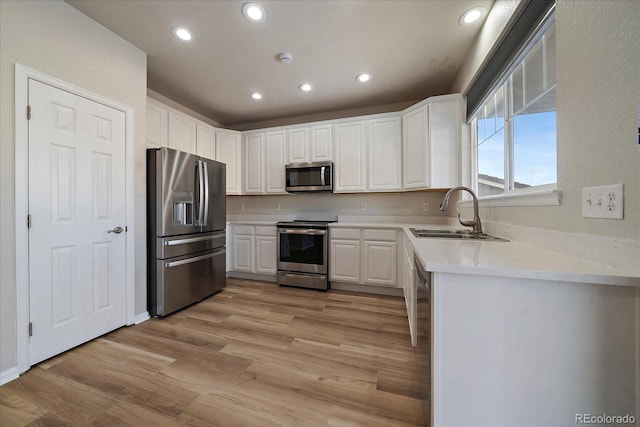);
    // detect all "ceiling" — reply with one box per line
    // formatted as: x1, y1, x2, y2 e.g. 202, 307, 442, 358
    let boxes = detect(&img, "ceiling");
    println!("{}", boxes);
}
66, 0, 494, 129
